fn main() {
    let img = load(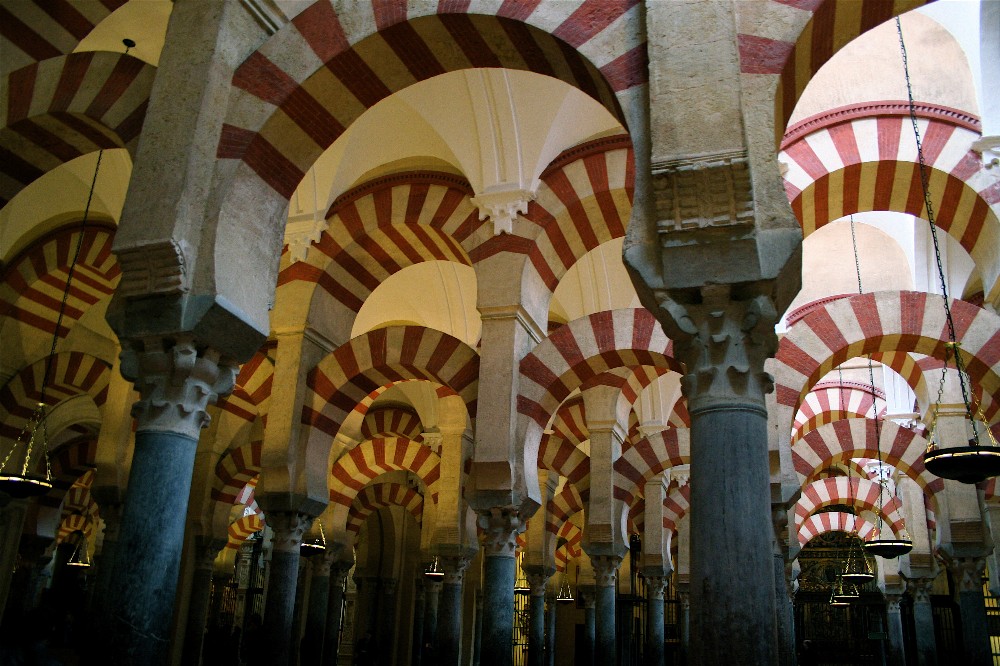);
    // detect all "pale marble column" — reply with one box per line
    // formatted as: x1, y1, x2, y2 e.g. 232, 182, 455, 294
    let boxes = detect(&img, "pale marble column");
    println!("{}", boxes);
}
885, 592, 906, 666
644, 574, 668, 666
438, 555, 471, 665
906, 577, 938, 666
107, 338, 236, 665
591, 554, 622, 665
